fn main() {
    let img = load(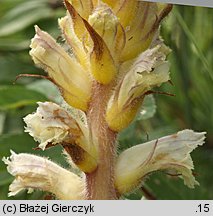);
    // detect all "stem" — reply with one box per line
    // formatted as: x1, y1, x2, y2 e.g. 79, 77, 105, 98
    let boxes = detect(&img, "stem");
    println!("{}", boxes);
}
86, 82, 118, 200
